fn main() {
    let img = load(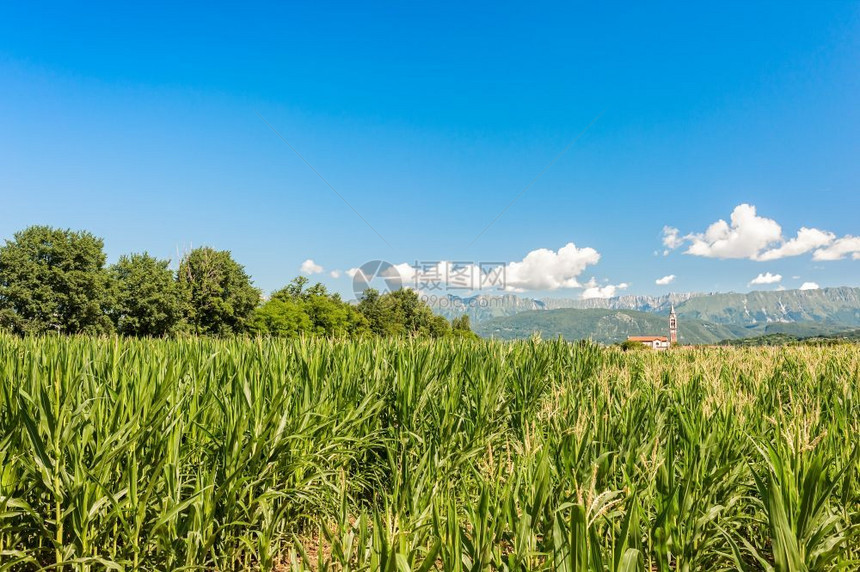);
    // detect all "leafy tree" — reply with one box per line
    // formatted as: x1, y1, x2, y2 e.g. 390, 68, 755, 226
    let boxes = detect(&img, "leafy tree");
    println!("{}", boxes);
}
110, 253, 183, 337
450, 314, 478, 339
301, 282, 351, 336
283, 275, 309, 298
357, 288, 451, 338
430, 314, 452, 337
386, 289, 446, 337
357, 288, 398, 336
251, 297, 311, 337
177, 247, 259, 335
257, 277, 367, 338
0, 225, 113, 334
